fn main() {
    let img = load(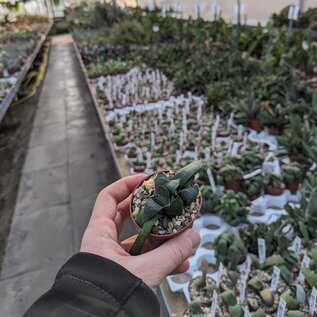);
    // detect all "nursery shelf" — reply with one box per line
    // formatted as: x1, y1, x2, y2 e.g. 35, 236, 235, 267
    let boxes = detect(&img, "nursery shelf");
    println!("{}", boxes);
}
0, 23, 53, 122
72, 37, 186, 317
